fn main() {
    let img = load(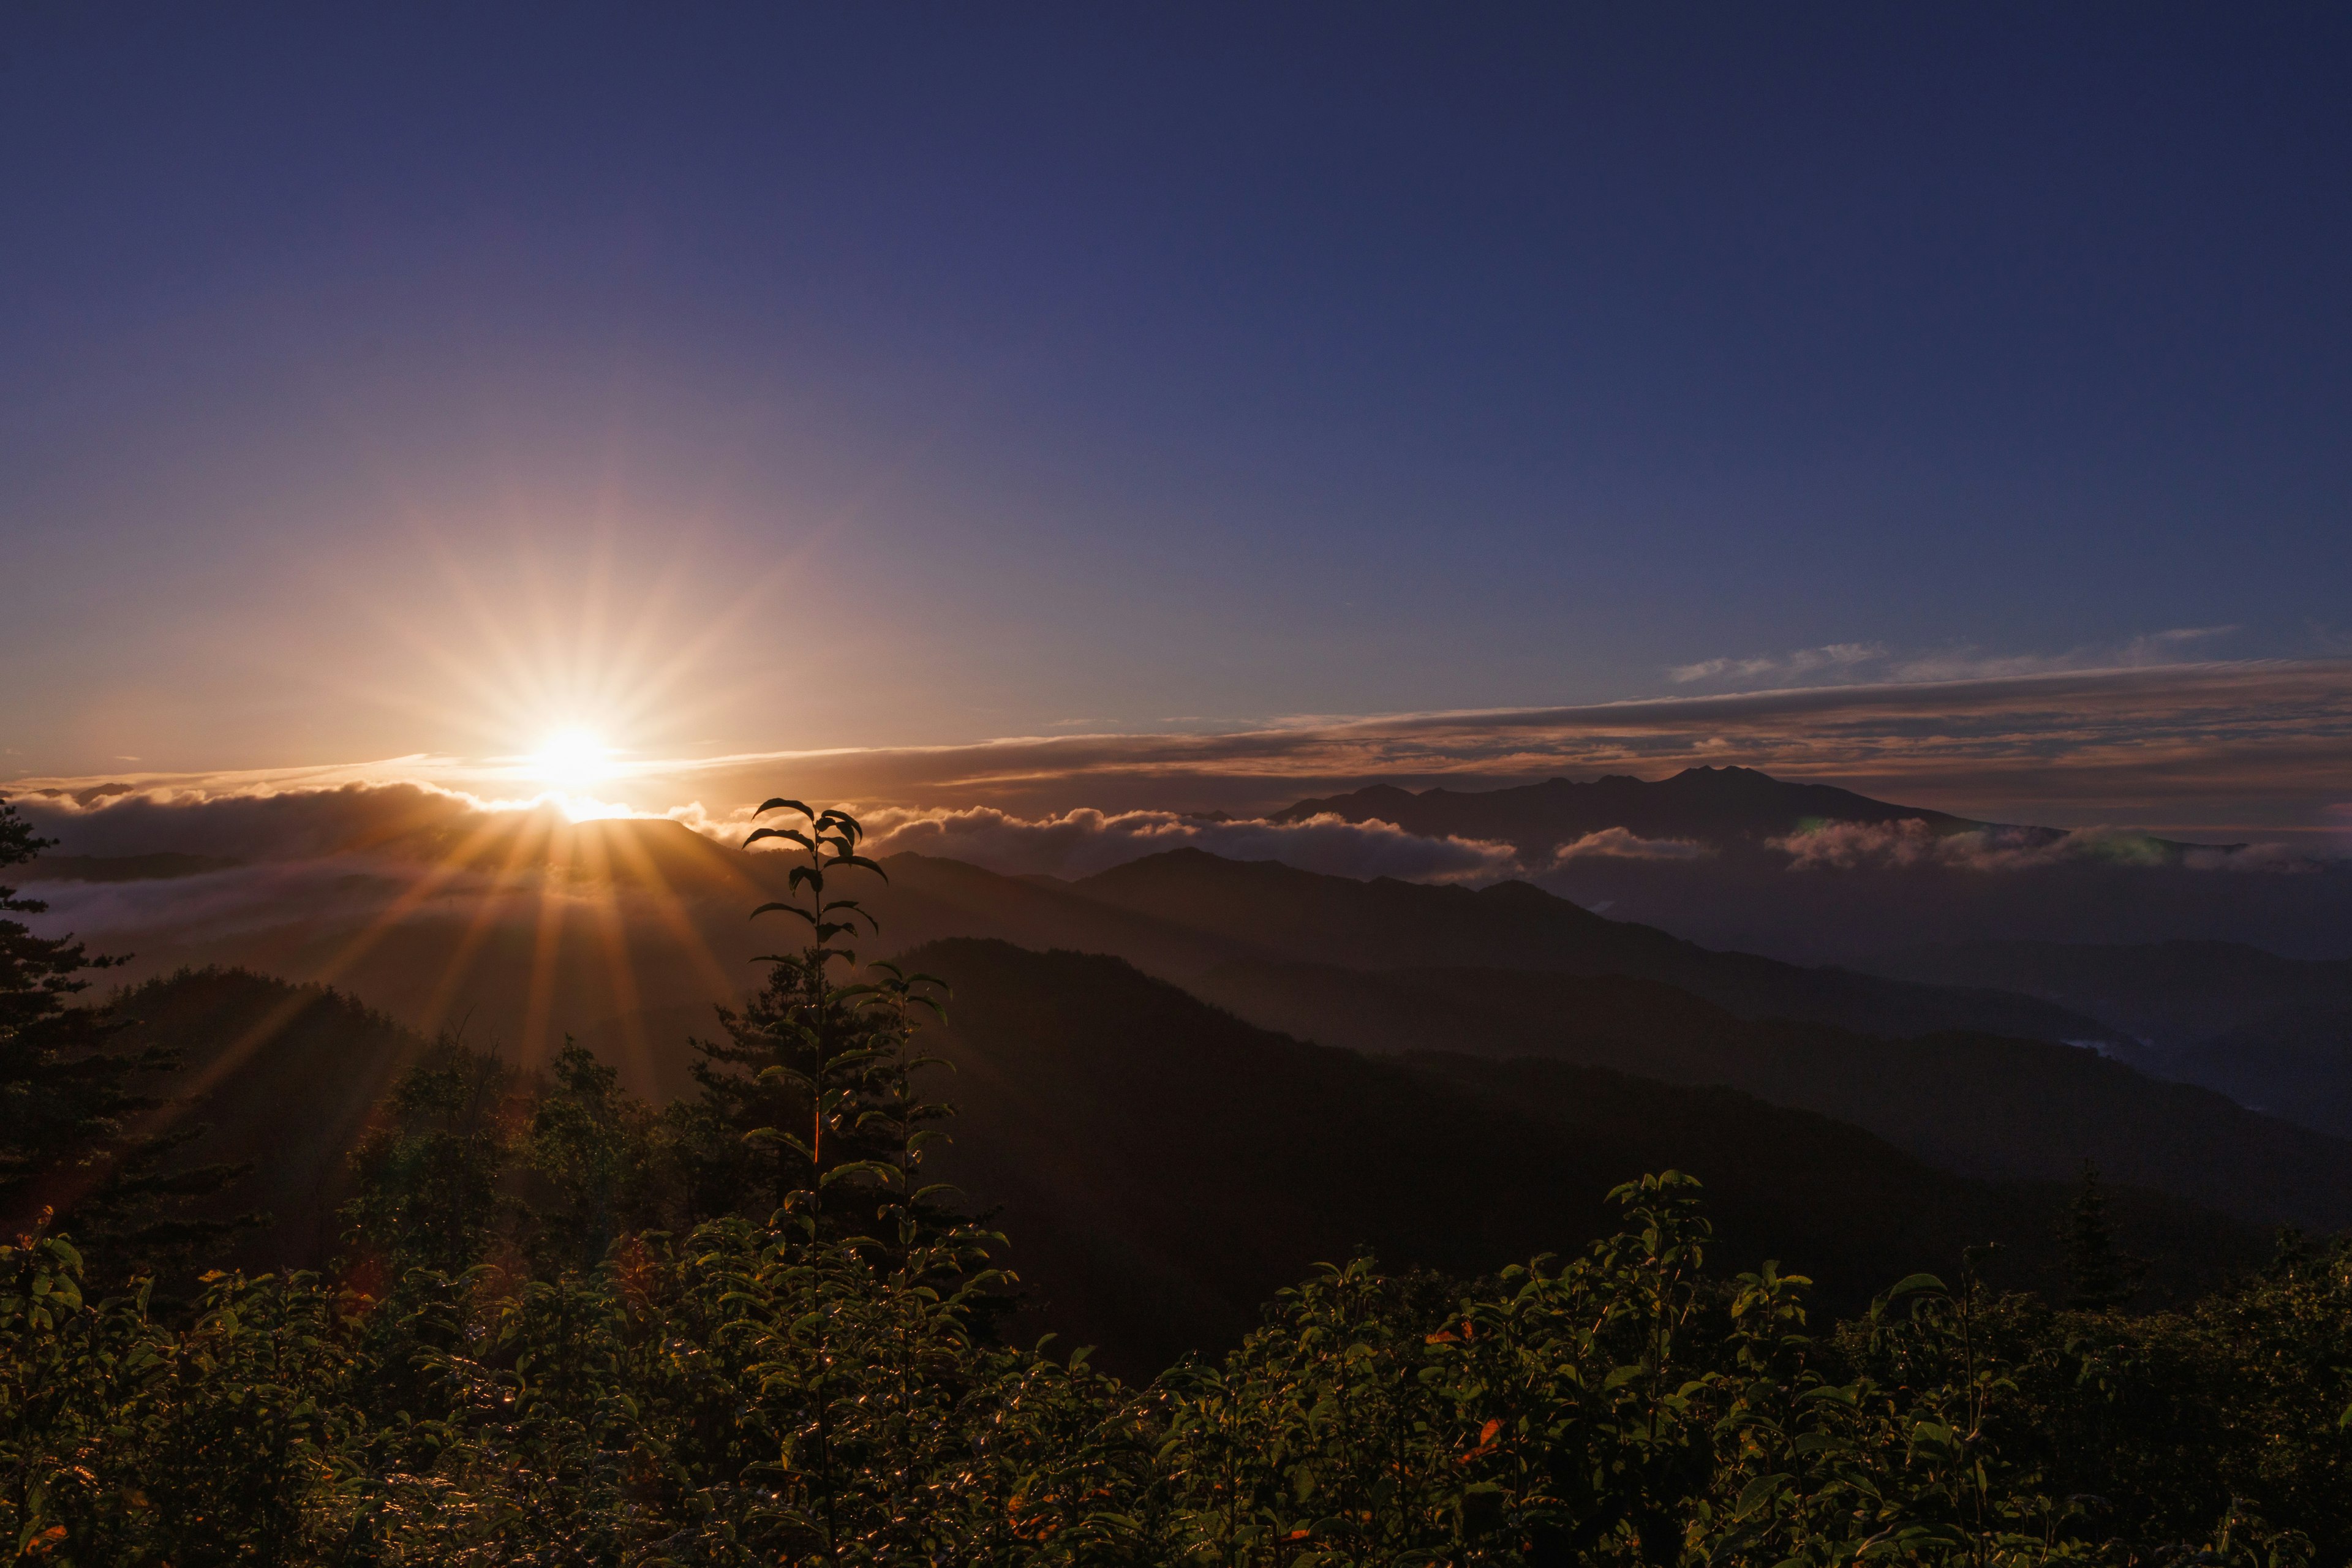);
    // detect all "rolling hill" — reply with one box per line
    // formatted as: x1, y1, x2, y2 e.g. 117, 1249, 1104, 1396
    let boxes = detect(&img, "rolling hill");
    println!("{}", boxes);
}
1183, 957, 2352, 1228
